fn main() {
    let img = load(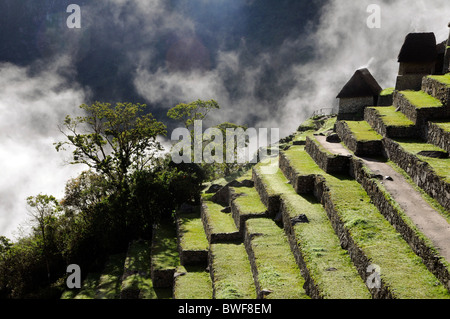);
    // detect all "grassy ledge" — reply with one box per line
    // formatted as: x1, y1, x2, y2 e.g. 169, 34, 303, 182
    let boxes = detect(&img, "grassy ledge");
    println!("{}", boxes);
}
177, 210, 209, 252
245, 218, 309, 299
173, 265, 213, 299
369, 106, 415, 127
95, 253, 126, 299
281, 192, 371, 299
344, 121, 383, 141
151, 222, 180, 272
232, 187, 268, 218
393, 139, 450, 183
121, 240, 156, 299
400, 90, 443, 108
282, 147, 450, 299
427, 74, 450, 86
202, 200, 239, 238
210, 242, 256, 299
